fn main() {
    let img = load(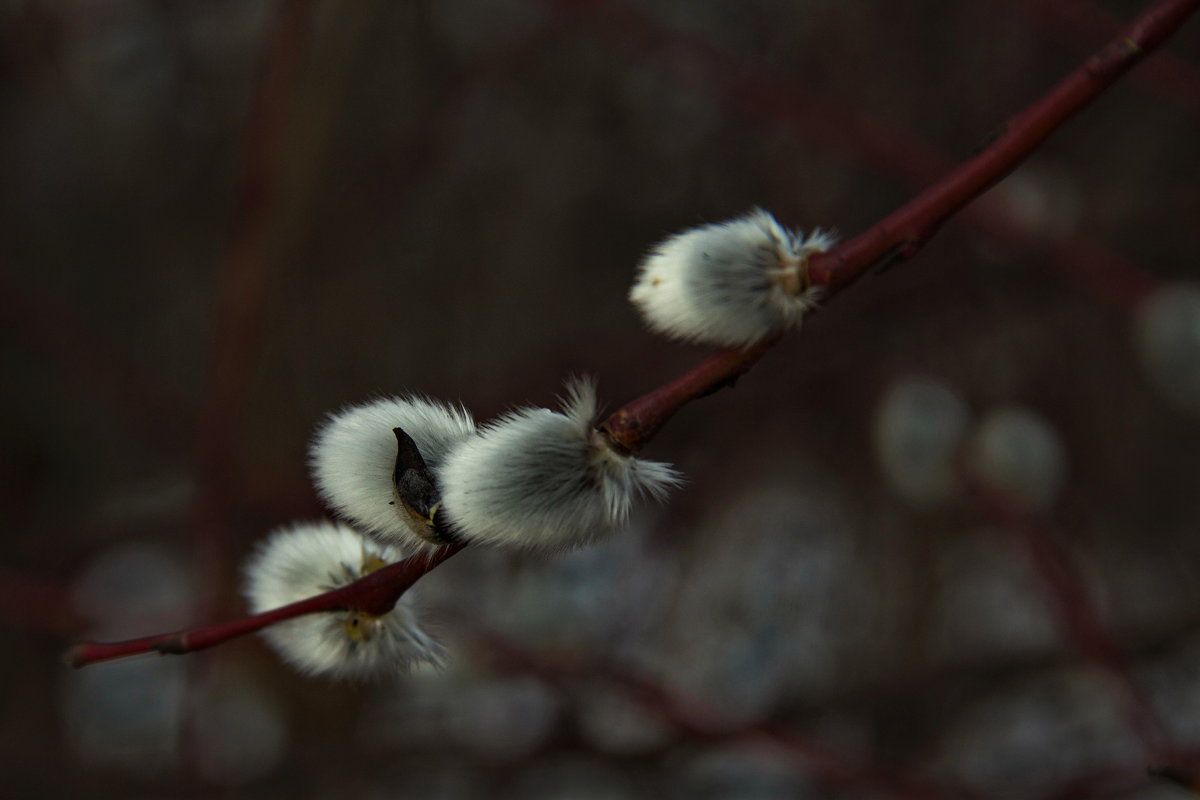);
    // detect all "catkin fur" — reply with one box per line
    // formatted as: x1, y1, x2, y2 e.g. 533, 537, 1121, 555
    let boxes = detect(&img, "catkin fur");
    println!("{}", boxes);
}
439, 378, 681, 550
630, 208, 835, 347
309, 395, 475, 547
243, 520, 443, 679
967, 407, 1065, 510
